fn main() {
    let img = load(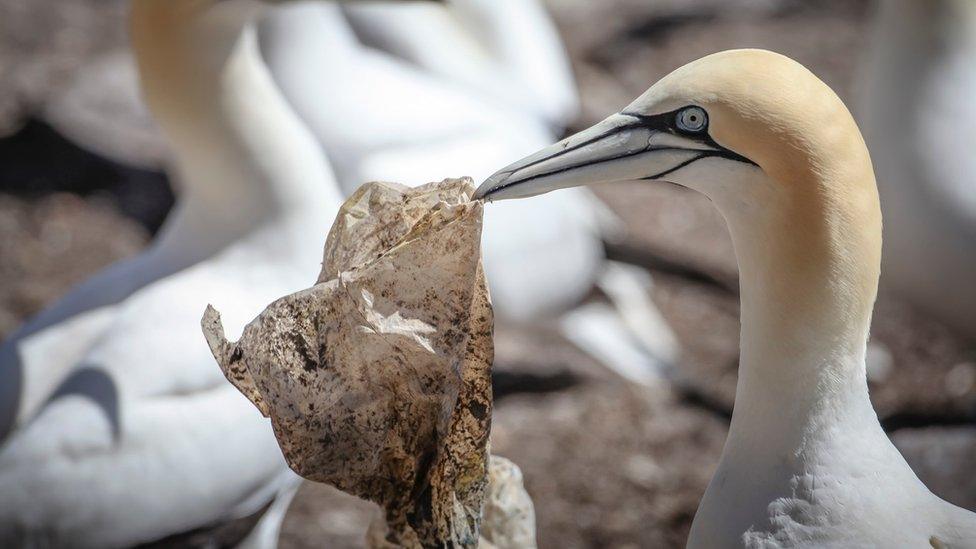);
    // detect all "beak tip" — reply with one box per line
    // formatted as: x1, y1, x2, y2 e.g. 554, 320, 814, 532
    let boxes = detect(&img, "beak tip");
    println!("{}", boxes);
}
471, 187, 489, 201
473, 171, 510, 201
